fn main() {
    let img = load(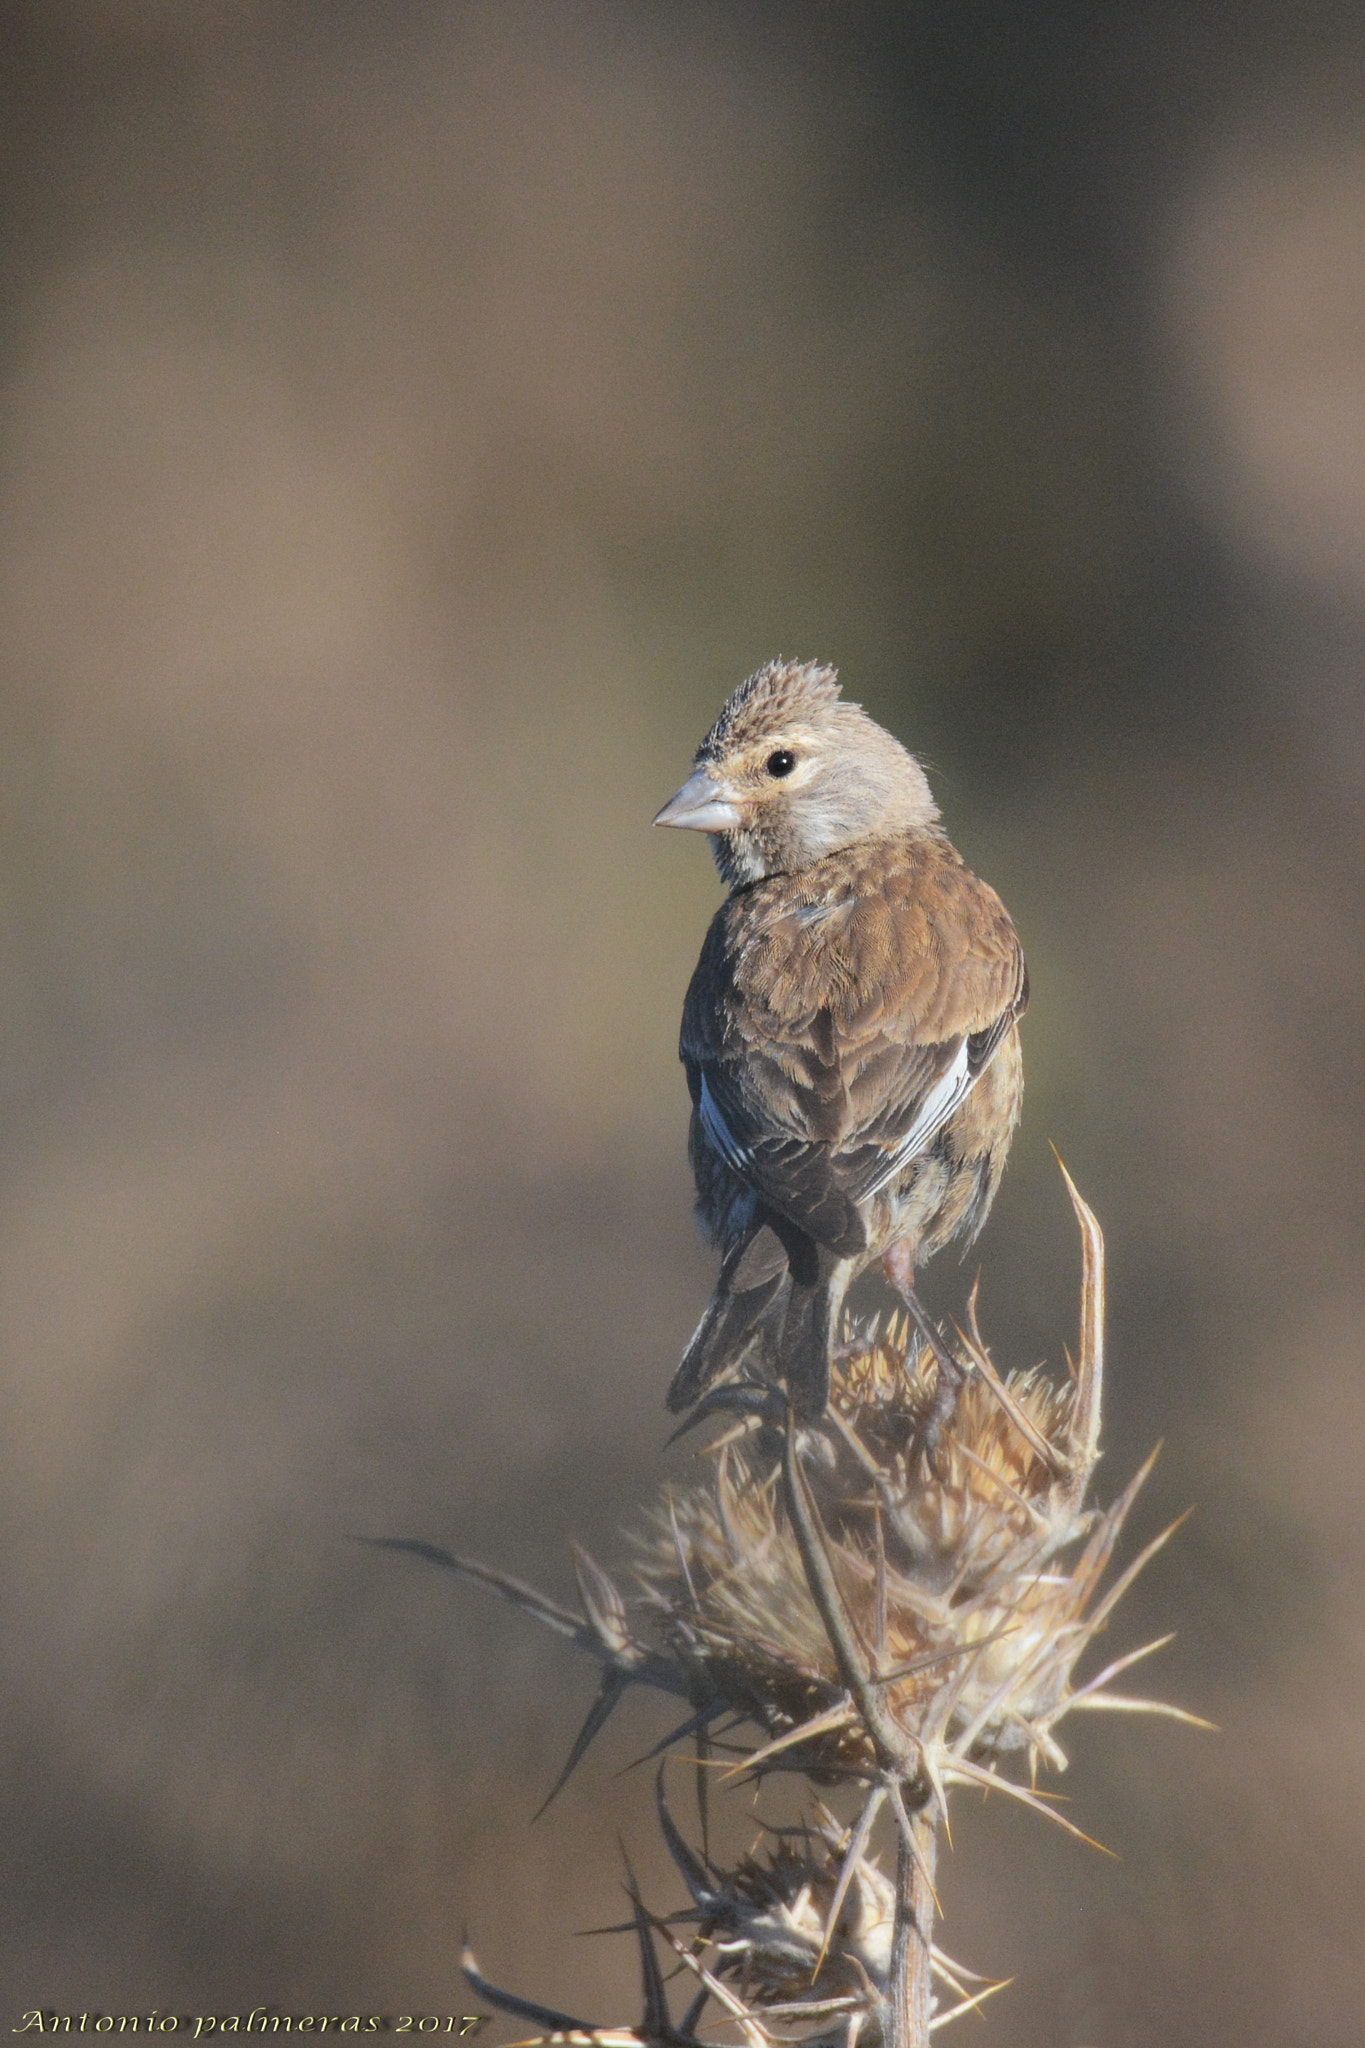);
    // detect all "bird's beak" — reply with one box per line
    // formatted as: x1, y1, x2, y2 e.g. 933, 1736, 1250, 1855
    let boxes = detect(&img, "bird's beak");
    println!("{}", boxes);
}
652, 765, 744, 833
